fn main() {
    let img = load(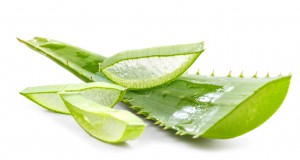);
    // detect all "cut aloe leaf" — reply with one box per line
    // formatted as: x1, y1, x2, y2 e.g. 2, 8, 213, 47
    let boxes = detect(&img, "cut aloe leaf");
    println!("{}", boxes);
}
20, 82, 126, 114
100, 42, 204, 89
124, 74, 291, 138
19, 37, 291, 139
60, 93, 145, 143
